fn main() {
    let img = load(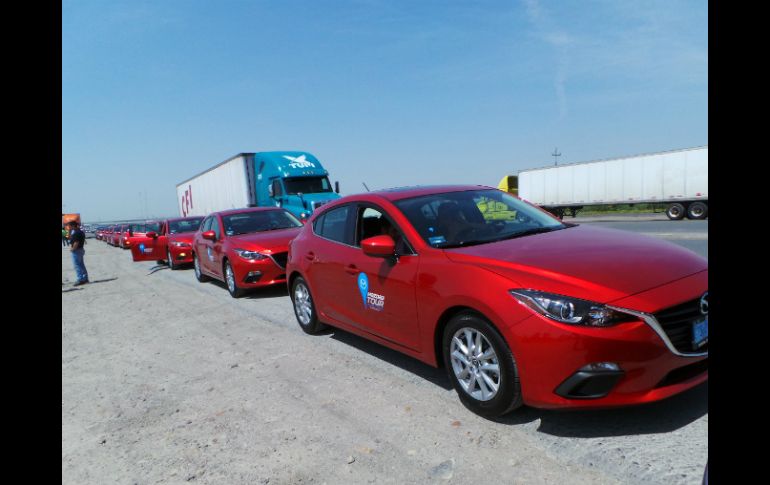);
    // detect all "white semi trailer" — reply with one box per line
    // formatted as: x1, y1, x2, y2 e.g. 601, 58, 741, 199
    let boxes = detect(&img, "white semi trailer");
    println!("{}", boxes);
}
505, 146, 708, 220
